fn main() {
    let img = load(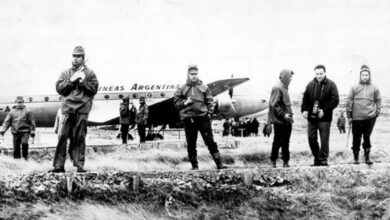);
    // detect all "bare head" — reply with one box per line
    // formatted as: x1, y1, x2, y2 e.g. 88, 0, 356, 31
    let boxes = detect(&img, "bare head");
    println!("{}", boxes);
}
314, 65, 326, 82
